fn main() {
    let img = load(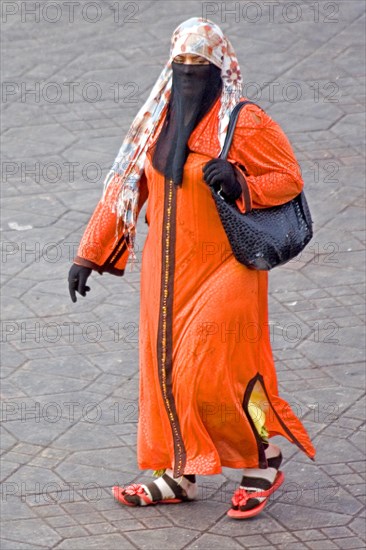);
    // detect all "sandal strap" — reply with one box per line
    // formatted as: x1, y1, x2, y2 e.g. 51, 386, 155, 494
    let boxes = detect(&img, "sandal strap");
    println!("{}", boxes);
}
240, 477, 272, 491
161, 473, 189, 501
267, 452, 283, 470
232, 471, 284, 508
144, 481, 163, 502
232, 487, 266, 507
